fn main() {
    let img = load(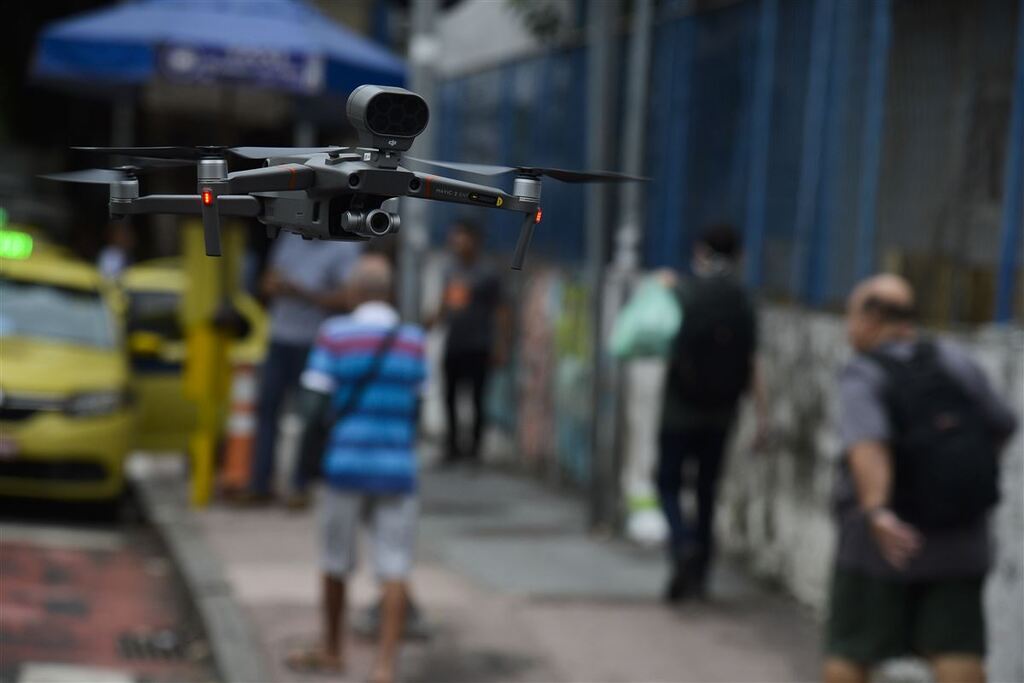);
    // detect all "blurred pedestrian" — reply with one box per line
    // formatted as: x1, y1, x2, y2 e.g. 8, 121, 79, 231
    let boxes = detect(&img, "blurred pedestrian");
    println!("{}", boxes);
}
657, 224, 766, 602
240, 232, 360, 507
431, 220, 510, 466
286, 255, 425, 683
823, 275, 1017, 683
96, 221, 135, 280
